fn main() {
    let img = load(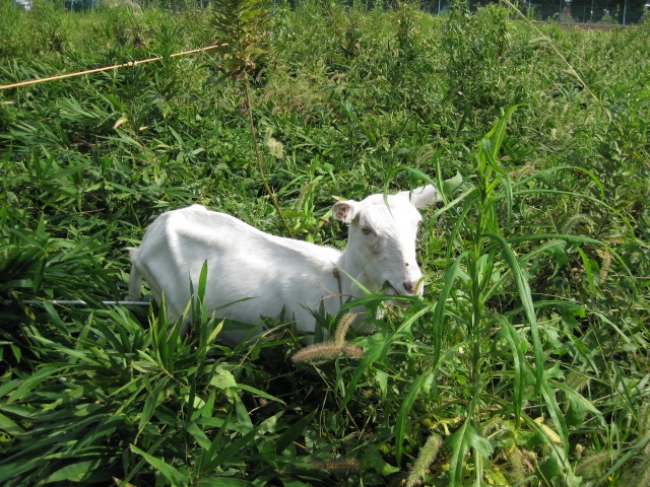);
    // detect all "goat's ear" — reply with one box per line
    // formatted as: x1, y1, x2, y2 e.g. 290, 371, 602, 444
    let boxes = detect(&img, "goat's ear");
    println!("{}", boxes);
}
409, 184, 441, 208
332, 200, 359, 223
